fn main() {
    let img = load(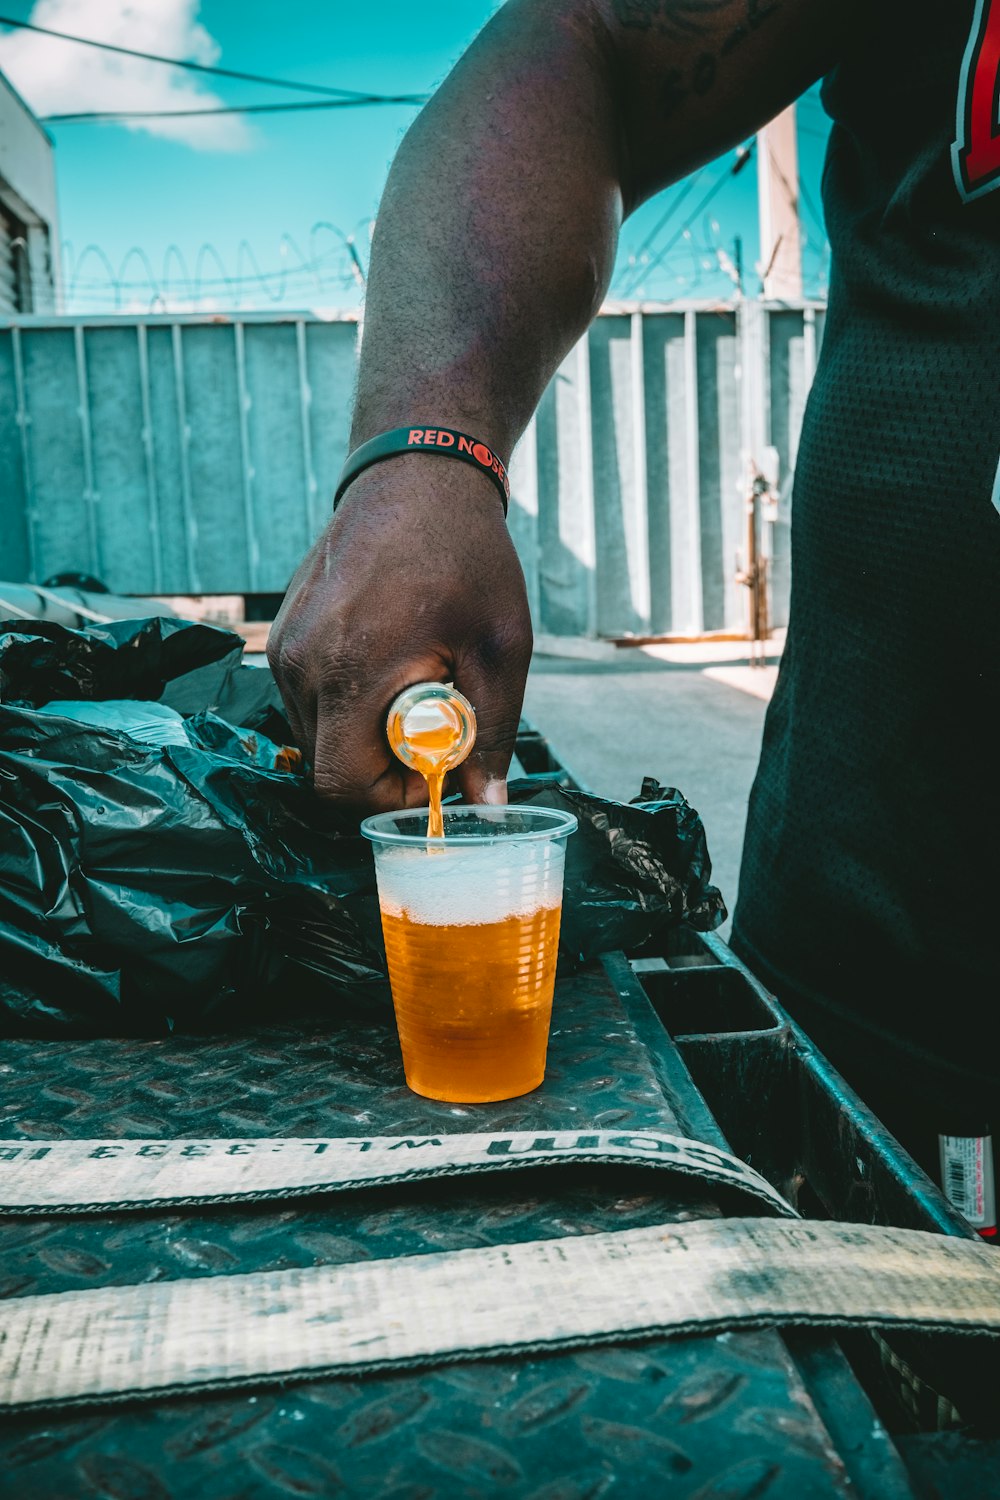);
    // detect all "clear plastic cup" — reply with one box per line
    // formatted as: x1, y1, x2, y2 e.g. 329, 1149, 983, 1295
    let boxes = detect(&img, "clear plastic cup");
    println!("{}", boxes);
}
361, 805, 577, 1102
